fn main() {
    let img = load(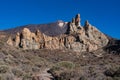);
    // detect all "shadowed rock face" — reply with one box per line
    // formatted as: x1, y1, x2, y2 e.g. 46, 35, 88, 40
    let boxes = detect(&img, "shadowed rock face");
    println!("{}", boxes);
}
6, 14, 109, 52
